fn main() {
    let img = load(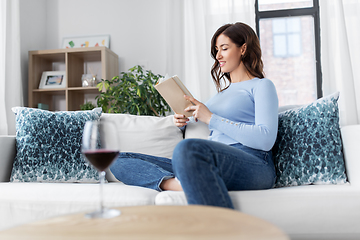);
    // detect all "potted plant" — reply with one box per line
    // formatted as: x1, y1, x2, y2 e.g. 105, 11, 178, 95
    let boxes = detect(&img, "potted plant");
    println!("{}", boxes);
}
80, 101, 96, 111
96, 65, 171, 116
